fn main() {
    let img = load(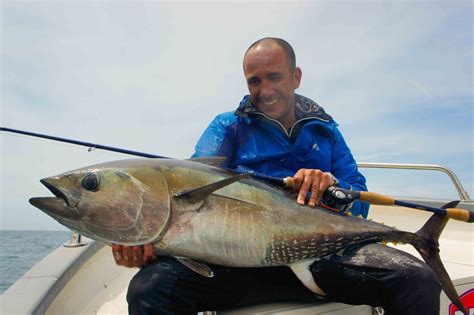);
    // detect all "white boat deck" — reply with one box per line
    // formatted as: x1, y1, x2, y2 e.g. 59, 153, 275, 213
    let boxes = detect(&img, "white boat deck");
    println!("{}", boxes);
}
2, 204, 472, 315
